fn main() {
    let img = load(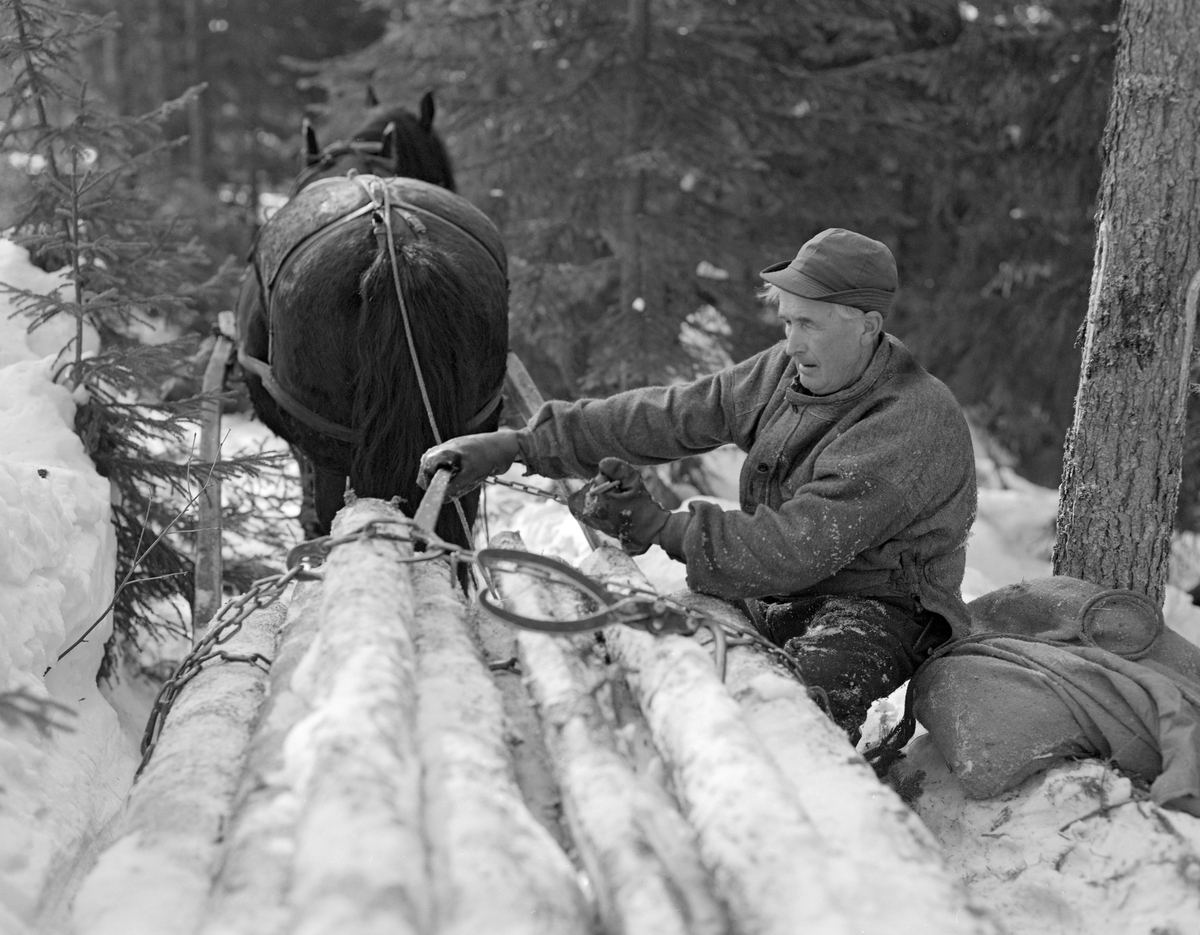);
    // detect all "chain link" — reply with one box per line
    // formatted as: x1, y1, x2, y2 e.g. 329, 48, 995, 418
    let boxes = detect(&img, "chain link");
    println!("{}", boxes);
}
137, 563, 308, 777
